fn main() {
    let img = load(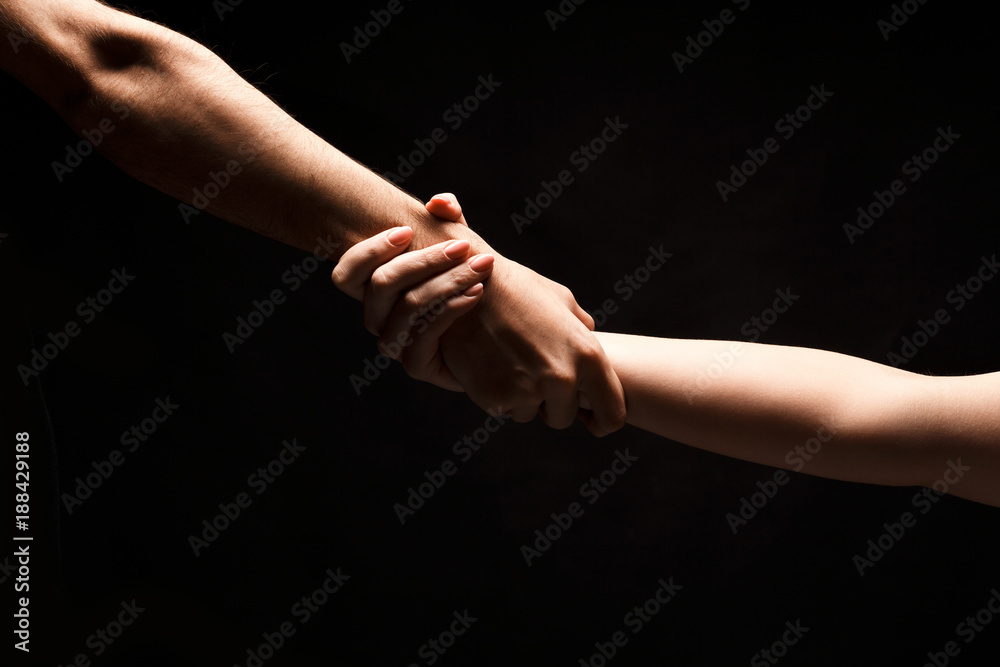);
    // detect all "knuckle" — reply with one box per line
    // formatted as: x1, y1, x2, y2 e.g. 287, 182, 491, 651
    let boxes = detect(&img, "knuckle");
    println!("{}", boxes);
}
402, 289, 426, 312
544, 412, 574, 430
574, 331, 604, 358
511, 409, 536, 424
576, 340, 609, 372
369, 266, 393, 293
553, 282, 575, 303
510, 373, 539, 400
425, 291, 451, 316
330, 264, 349, 289
547, 365, 578, 390
419, 249, 444, 269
